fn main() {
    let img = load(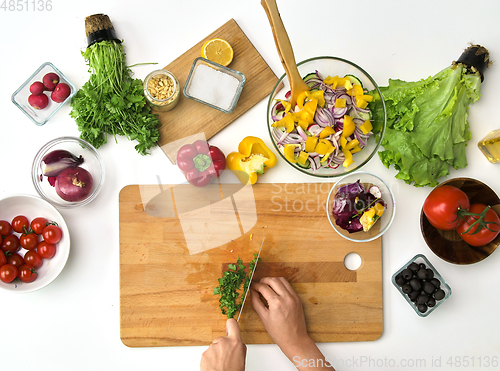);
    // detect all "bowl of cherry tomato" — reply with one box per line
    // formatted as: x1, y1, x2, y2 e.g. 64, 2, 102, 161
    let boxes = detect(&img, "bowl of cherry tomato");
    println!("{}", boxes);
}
0, 194, 70, 293
421, 177, 500, 265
